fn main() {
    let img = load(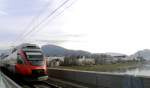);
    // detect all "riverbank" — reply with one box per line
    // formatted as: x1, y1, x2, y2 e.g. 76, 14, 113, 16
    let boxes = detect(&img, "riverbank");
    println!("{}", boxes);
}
55, 62, 142, 72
